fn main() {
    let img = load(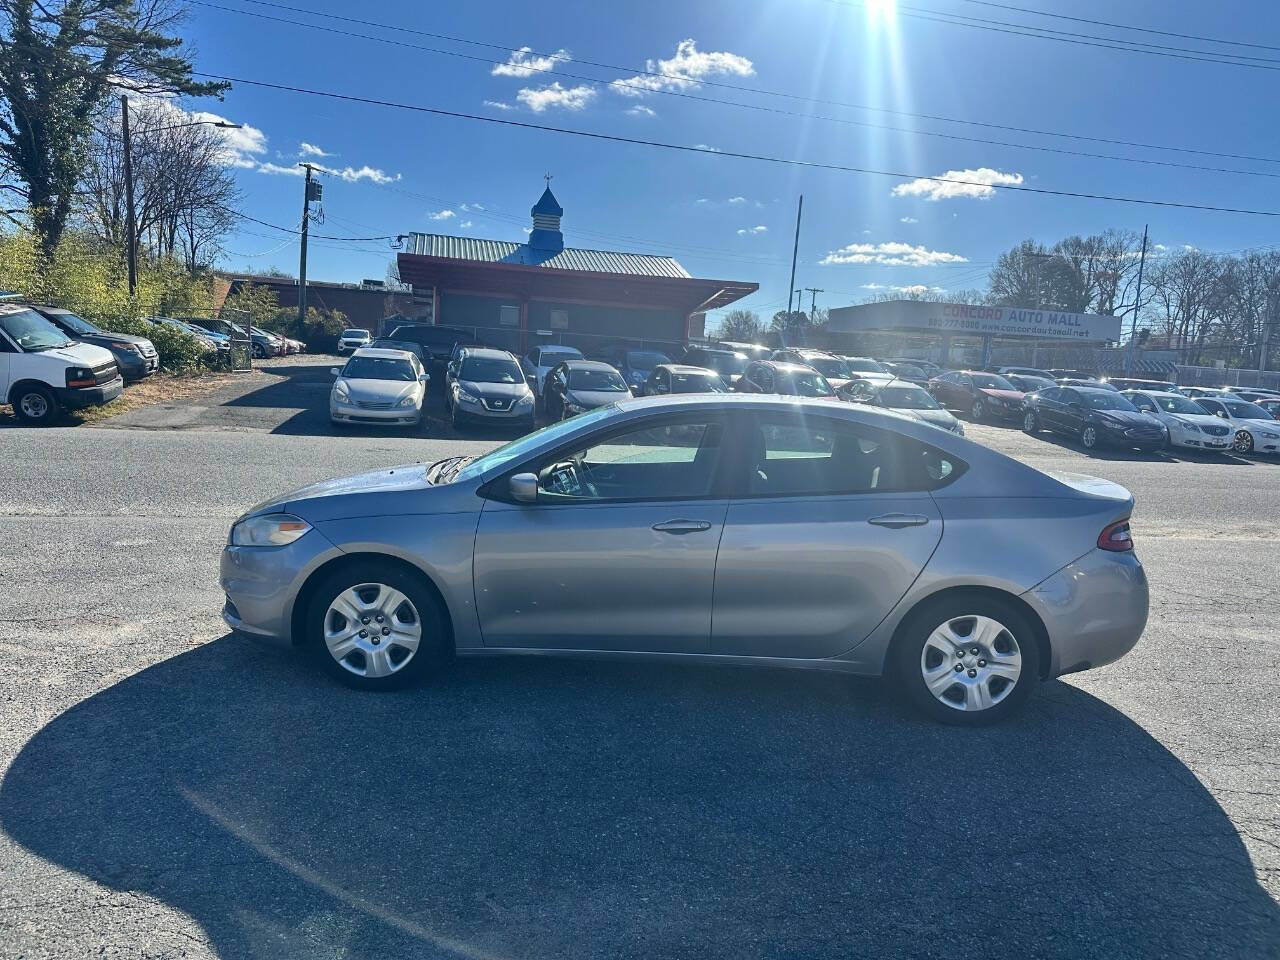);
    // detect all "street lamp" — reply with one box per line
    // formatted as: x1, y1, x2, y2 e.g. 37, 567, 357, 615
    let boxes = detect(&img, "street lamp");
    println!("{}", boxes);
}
121, 96, 244, 295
